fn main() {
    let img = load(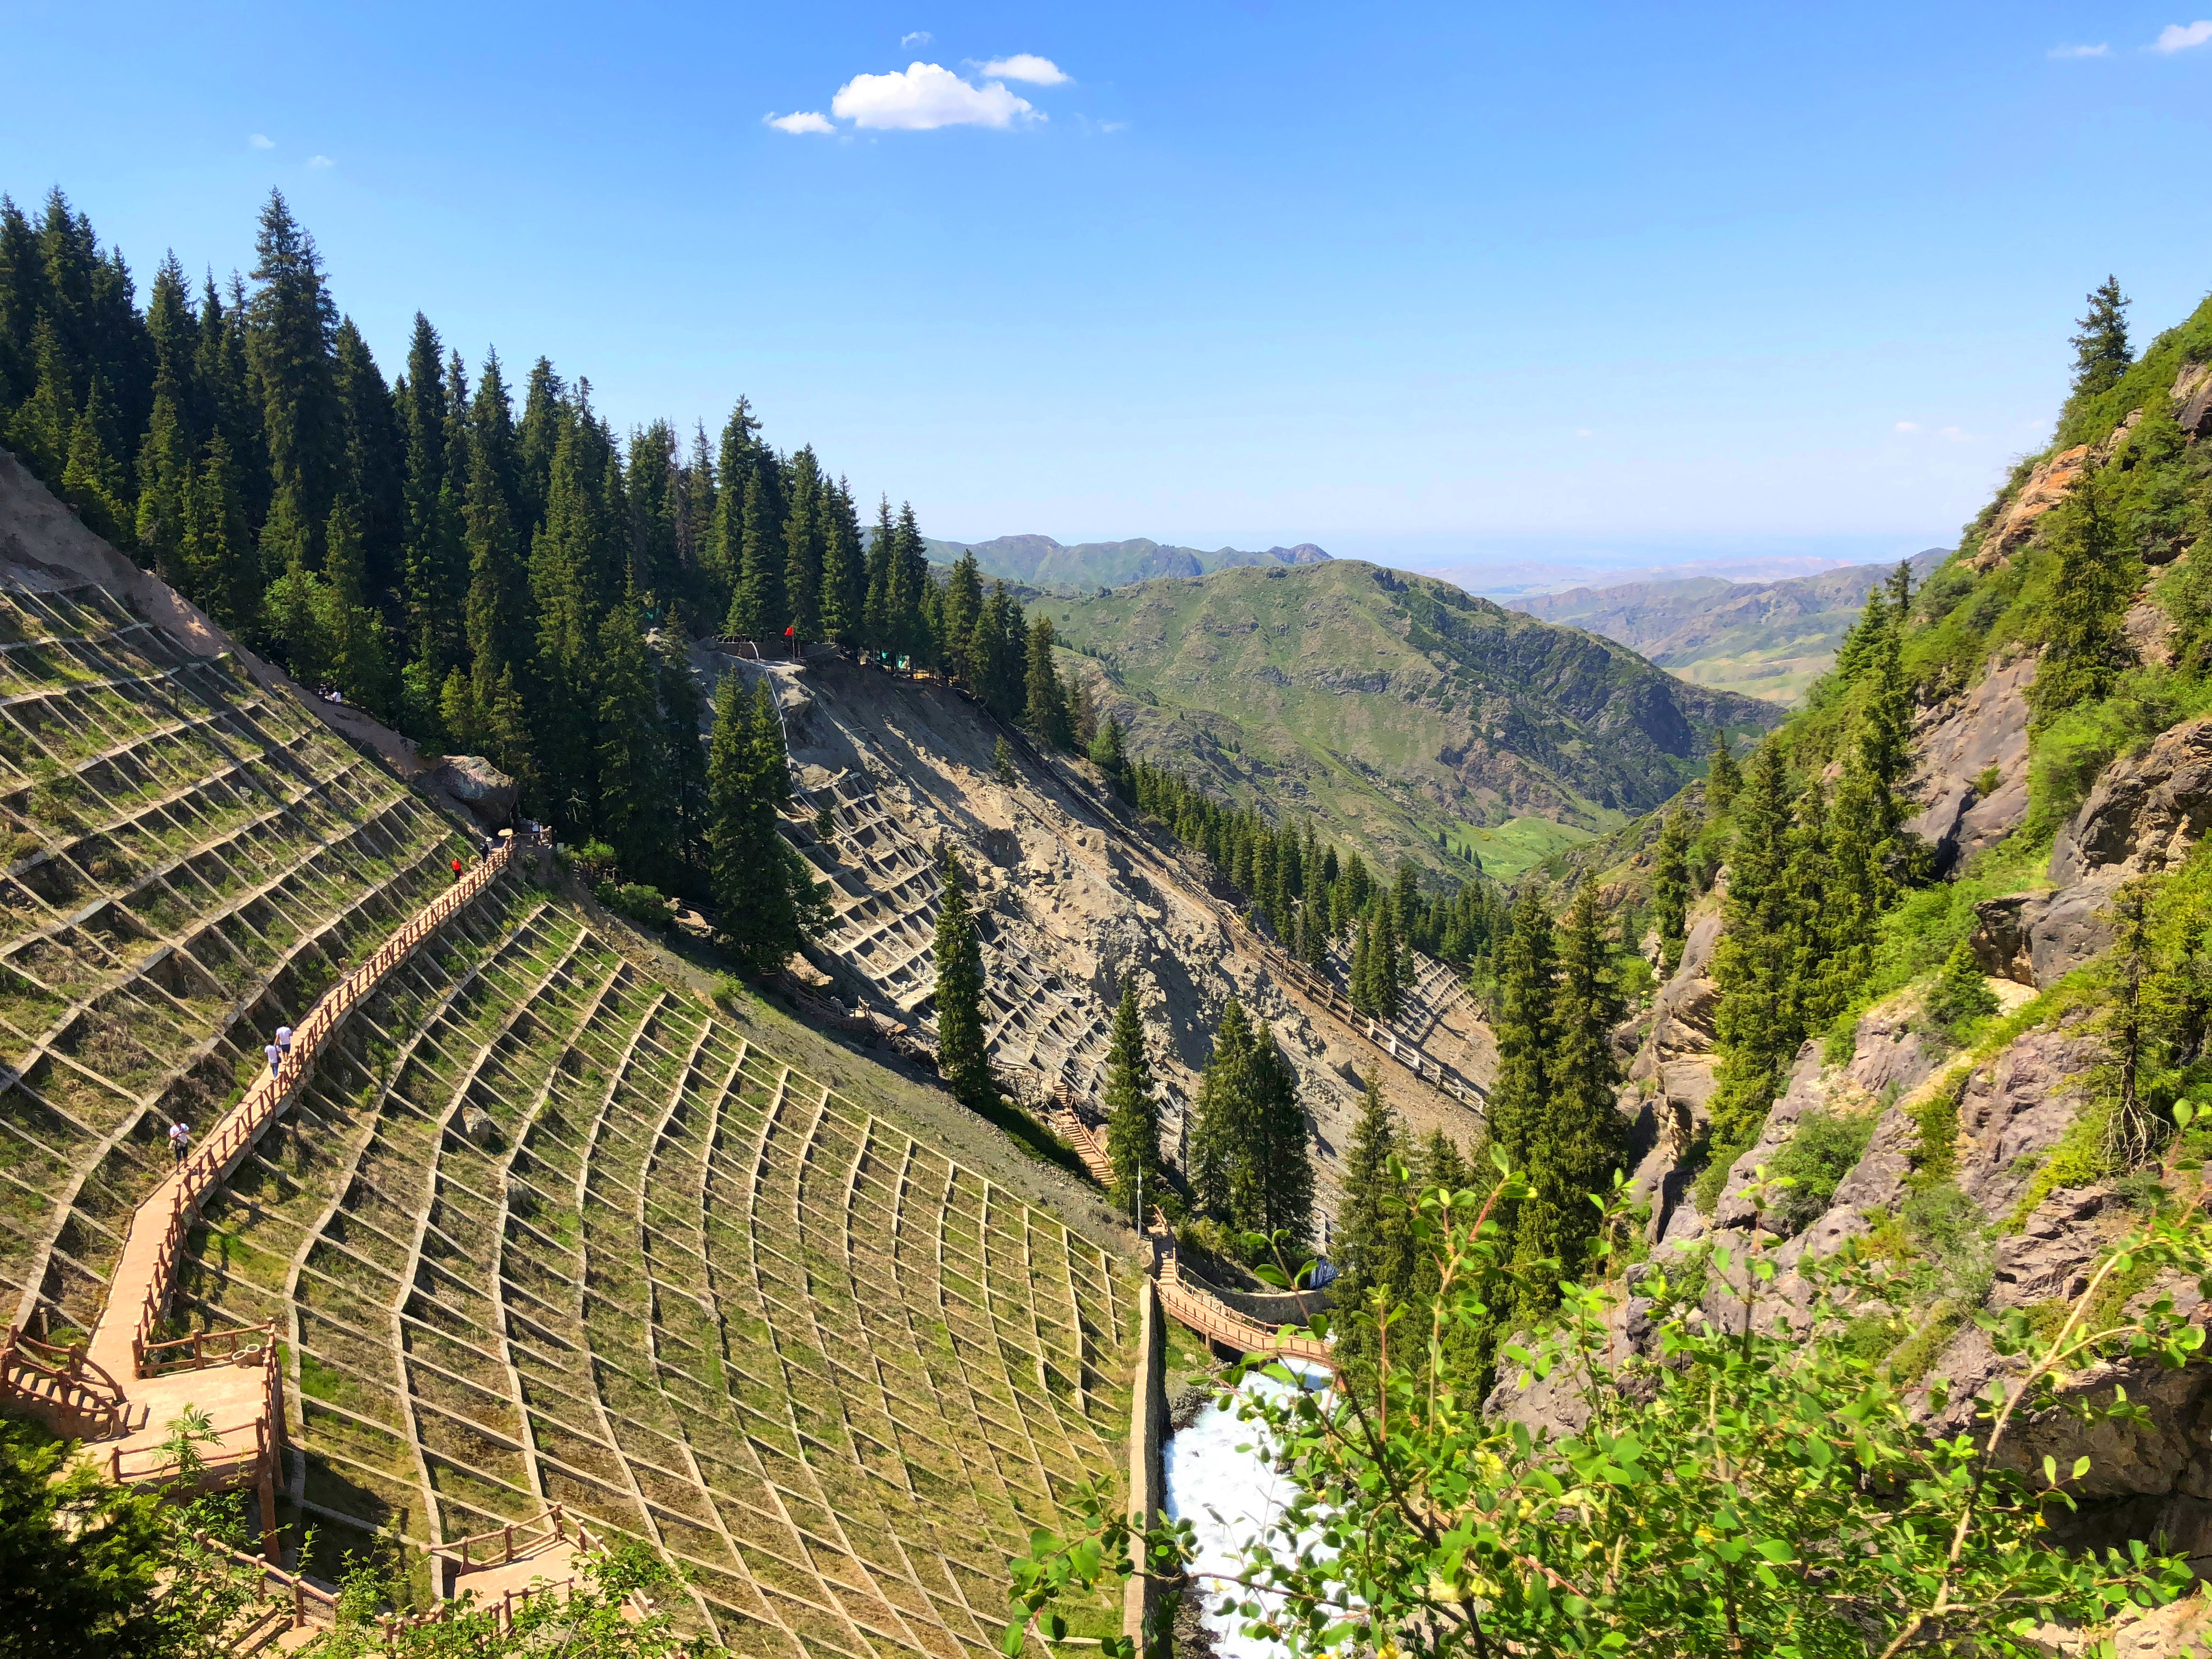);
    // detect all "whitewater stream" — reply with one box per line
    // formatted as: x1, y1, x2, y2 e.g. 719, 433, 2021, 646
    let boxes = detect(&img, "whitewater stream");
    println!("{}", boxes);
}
1161, 1362, 1331, 1659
